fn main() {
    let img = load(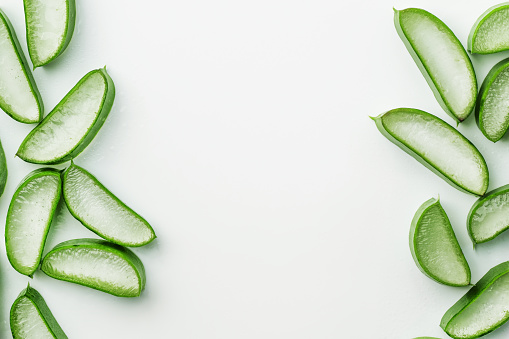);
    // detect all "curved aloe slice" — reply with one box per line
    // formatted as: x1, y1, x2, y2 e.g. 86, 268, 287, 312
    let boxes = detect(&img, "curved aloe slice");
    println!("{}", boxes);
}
24, 0, 76, 68
6, 168, 61, 276
394, 8, 477, 122
410, 198, 470, 286
468, 3, 509, 54
441, 261, 509, 338
372, 108, 489, 196
0, 9, 43, 123
11, 284, 67, 338
63, 163, 156, 247
0, 138, 8, 198
17, 67, 115, 164
476, 57, 509, 142
41, 239, 145, 297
